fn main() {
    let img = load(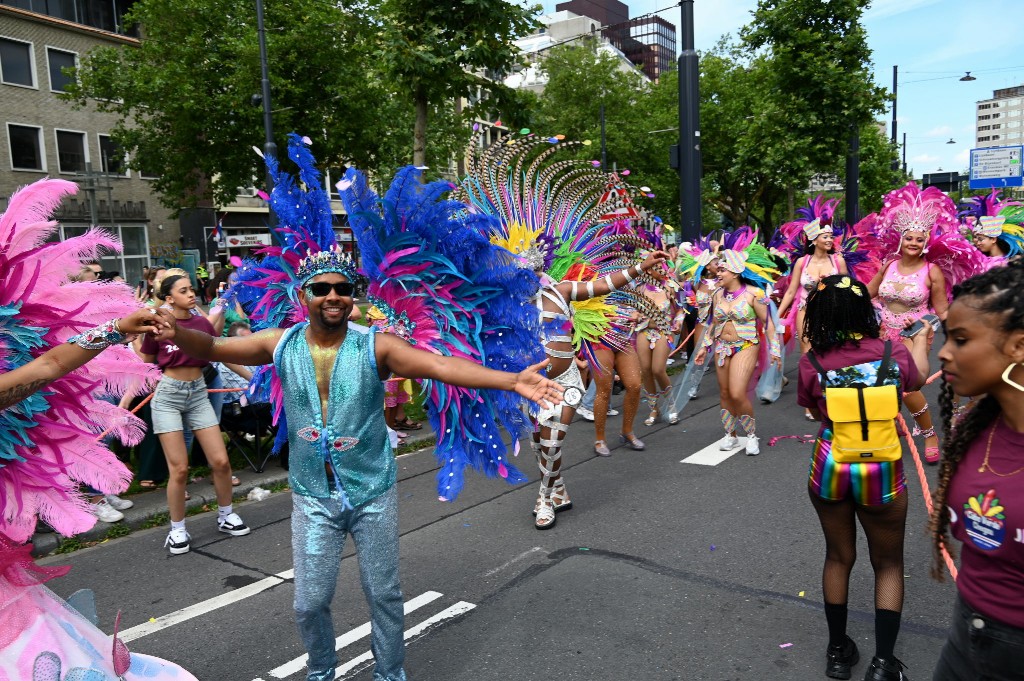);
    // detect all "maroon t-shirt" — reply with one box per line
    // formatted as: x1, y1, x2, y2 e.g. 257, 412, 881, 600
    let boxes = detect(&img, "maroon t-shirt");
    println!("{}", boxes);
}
948, 417, 1024, 627
797, 338, 918, 420
140, 314, 214, 370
